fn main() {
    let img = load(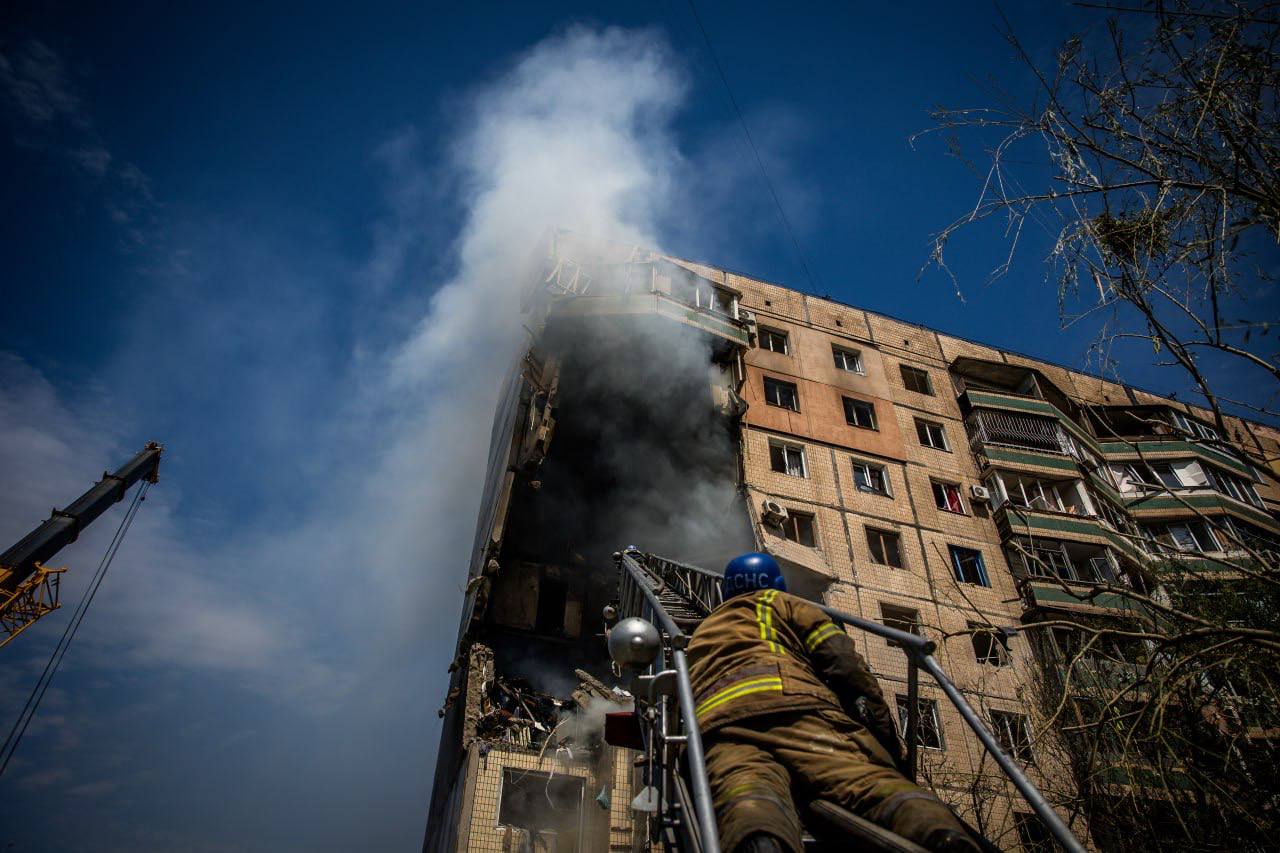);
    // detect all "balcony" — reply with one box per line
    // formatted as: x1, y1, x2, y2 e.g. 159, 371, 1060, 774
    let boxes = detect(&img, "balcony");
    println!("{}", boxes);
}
965, 408, 1071, 458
